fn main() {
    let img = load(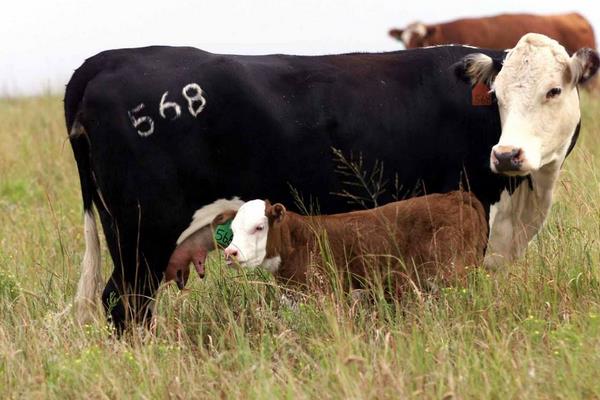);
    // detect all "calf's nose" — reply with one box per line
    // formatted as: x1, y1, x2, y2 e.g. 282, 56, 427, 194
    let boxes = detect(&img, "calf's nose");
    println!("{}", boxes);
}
492, 146, 524, 172
224, 247, 238, 260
